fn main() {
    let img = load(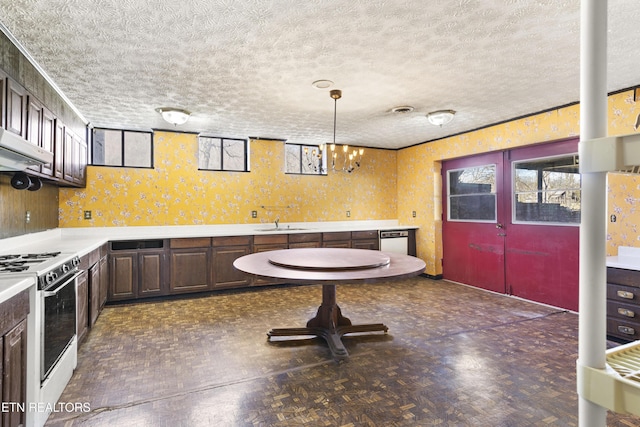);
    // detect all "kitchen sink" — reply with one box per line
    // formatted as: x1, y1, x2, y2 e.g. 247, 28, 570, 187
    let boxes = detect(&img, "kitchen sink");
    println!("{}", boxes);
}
255, 227, 308, 232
